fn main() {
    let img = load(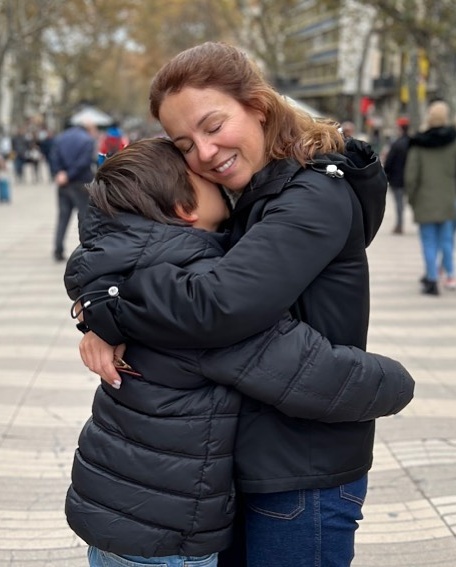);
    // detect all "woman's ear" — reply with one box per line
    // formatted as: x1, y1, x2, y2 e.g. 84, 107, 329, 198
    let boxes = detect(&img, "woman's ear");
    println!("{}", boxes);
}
175, 203, 198, 224
255, 108, 266, 126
